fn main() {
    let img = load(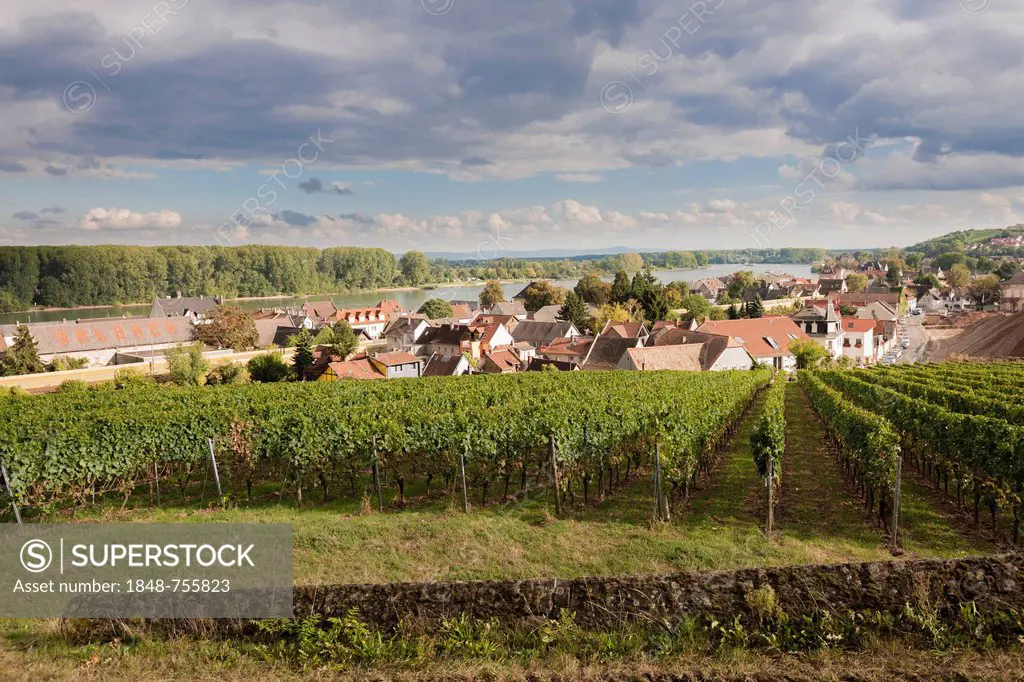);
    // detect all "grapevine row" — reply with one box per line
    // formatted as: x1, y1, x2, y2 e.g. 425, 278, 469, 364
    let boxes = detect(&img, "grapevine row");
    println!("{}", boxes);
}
0, 371, 769, 514
798, 372, 901, 528
817, 370, 1024, 539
